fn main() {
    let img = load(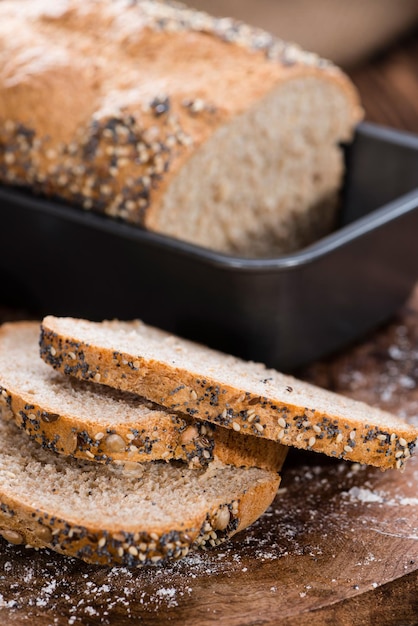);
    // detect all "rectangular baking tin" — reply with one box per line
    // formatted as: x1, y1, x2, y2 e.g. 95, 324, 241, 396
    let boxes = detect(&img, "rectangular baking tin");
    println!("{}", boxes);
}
0, 122, 417, 371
